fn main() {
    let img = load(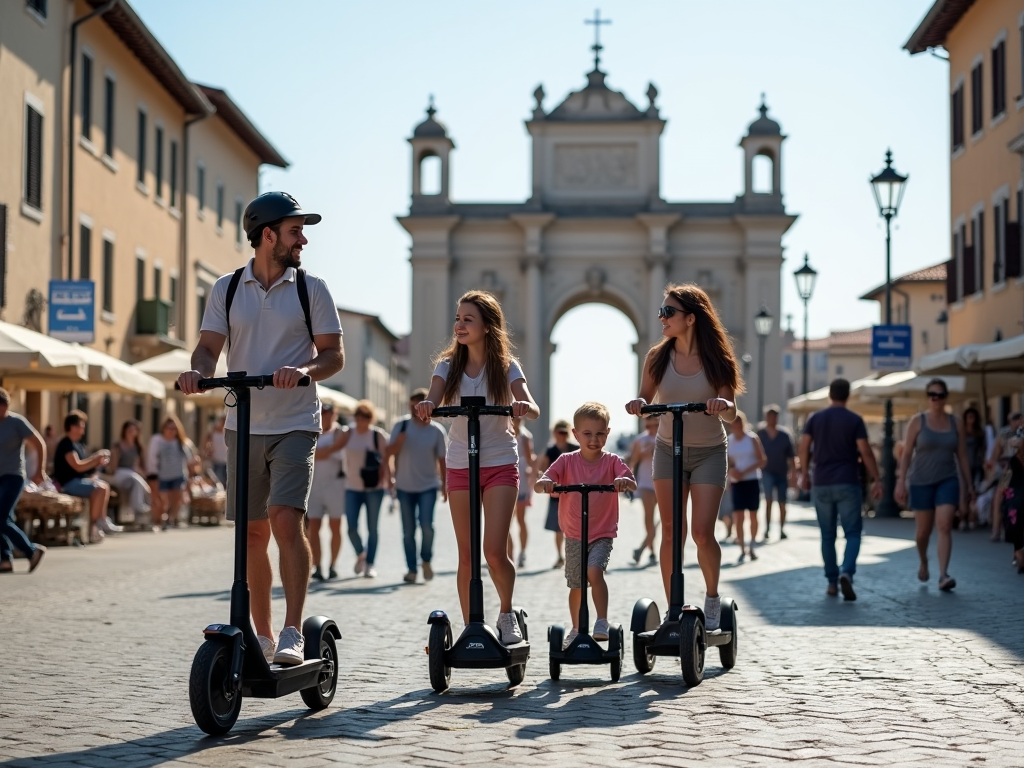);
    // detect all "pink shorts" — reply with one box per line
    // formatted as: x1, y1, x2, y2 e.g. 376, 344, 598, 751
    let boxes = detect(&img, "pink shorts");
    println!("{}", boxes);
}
447, 463, 519, 493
